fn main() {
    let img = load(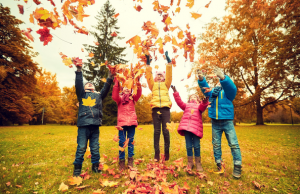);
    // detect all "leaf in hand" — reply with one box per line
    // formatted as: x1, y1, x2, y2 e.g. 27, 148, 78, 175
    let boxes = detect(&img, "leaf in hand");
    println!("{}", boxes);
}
115, 126, 123, 131
82, 96, 96, 107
